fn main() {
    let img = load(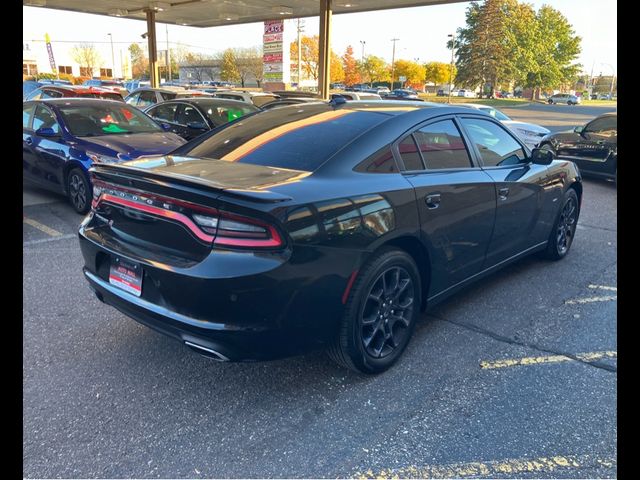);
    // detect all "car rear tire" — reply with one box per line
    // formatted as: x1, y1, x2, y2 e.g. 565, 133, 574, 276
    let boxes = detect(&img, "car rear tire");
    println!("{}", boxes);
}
327, 247, 421, 374
67, 167, 91, 214
542, 188, 579, 260
548, 99, 553, 104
